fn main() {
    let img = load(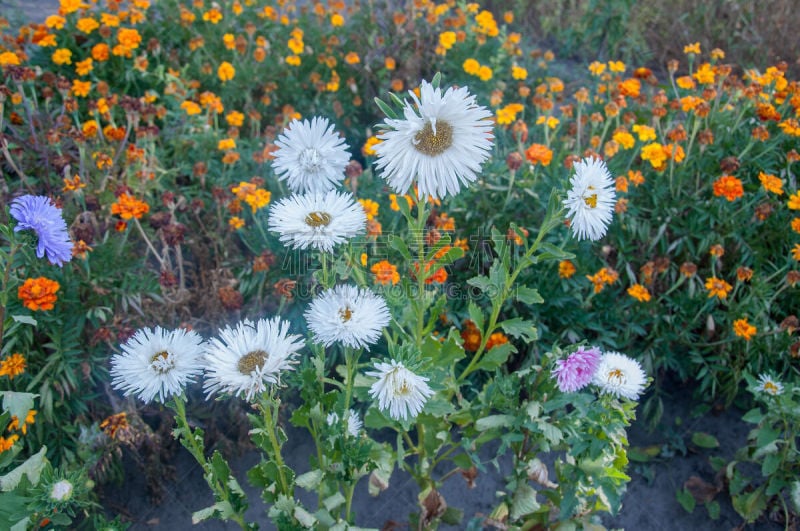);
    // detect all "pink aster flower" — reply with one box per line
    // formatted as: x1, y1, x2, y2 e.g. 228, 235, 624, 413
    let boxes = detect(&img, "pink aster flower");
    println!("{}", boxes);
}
551, 346, 601, 392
